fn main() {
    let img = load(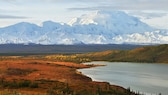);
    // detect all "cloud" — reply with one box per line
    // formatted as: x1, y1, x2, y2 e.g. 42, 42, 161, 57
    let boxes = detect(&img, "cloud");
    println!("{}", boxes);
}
2, 0, 167, 11
68, 7, 102, 11
0, 14, 28, 19
0, 0, 15, 1
67, 0, 168, 11
129, 11, 168, 19
0, 0, 17, 4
